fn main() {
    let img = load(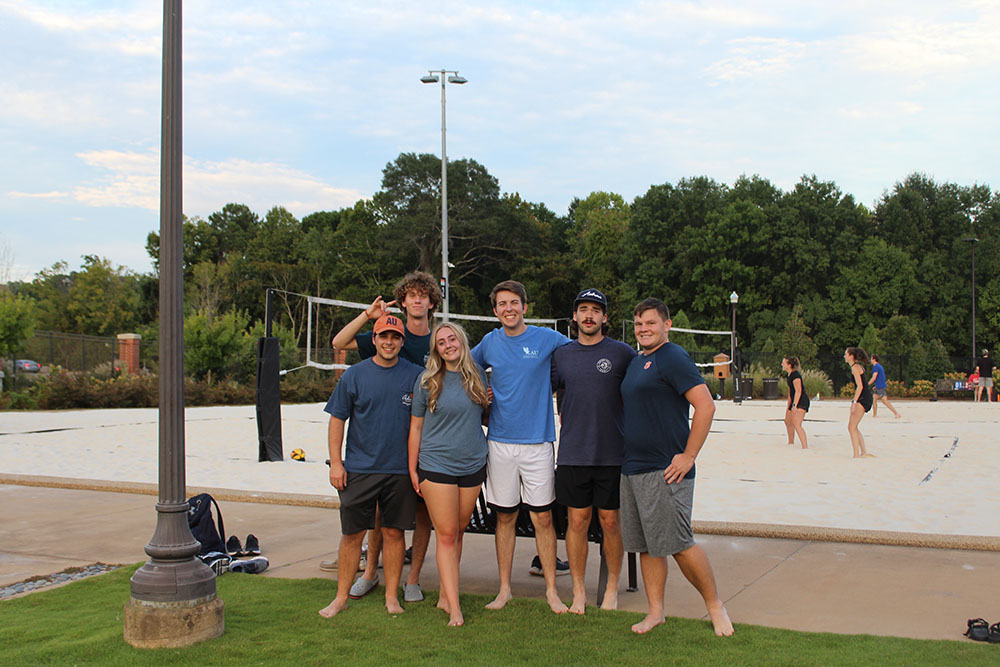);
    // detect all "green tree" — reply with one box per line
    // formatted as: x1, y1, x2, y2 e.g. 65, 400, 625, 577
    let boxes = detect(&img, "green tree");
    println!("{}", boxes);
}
567, 191, 631, 326
0, 292, 36, 376
779, 305, 818, 366
184, 307, 250, 380
65, 256, 142, 336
